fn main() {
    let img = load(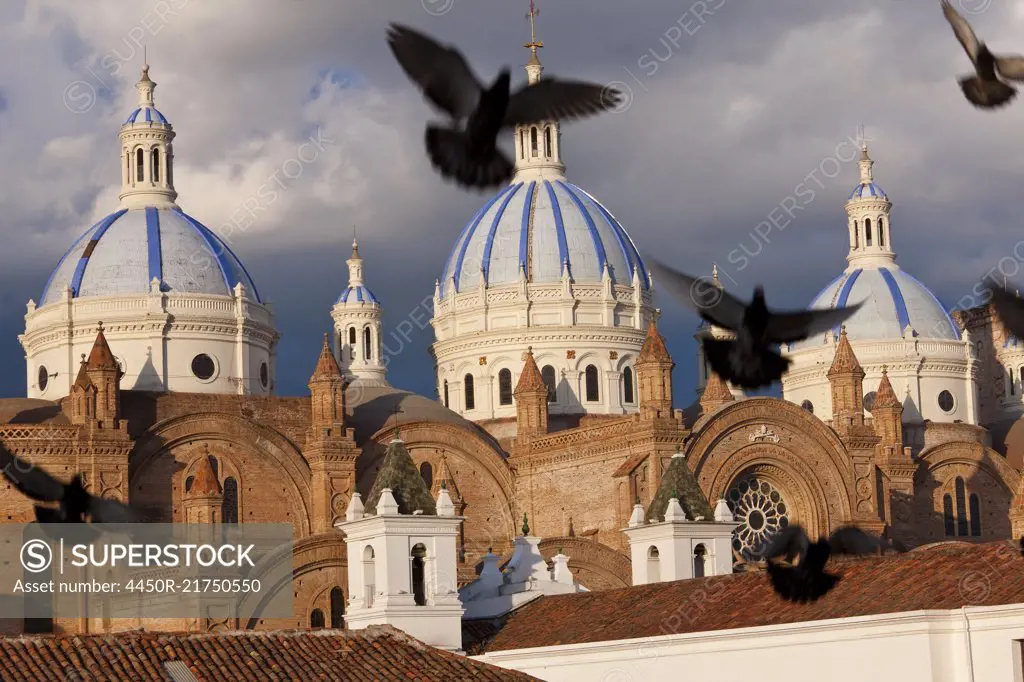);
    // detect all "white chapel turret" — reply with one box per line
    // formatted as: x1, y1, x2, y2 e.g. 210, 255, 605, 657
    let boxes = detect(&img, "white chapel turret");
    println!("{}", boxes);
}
331, 238, 388, 387
118, 62, 178, 210
844, 140, 895, 269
